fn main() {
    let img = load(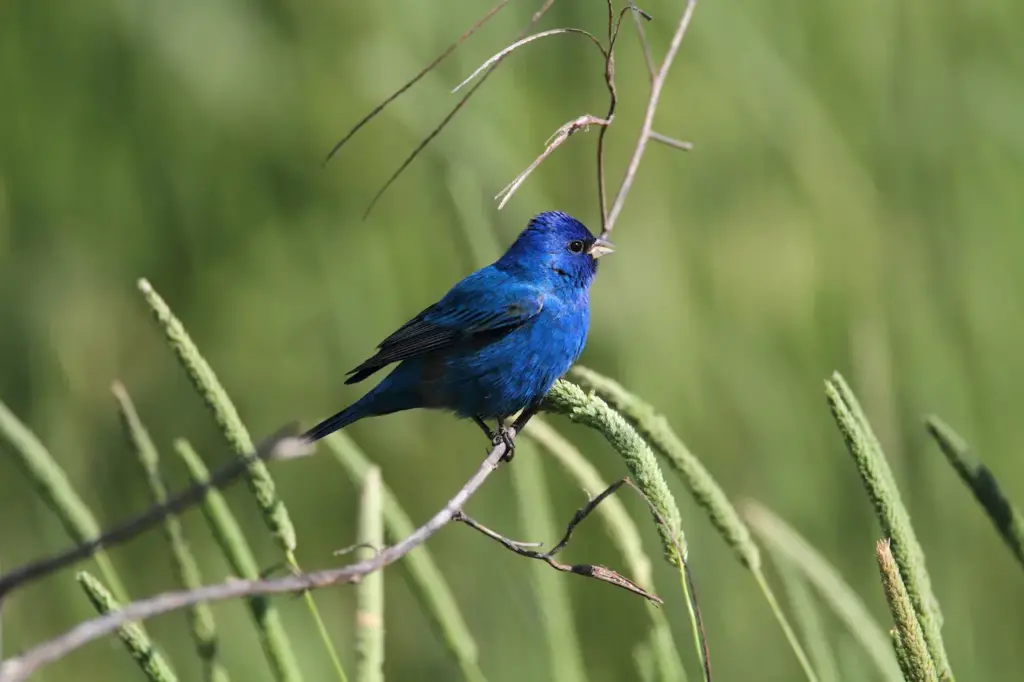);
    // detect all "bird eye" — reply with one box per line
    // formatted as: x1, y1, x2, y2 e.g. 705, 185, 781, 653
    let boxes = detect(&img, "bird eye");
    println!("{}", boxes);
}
567, 240, 585, 254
